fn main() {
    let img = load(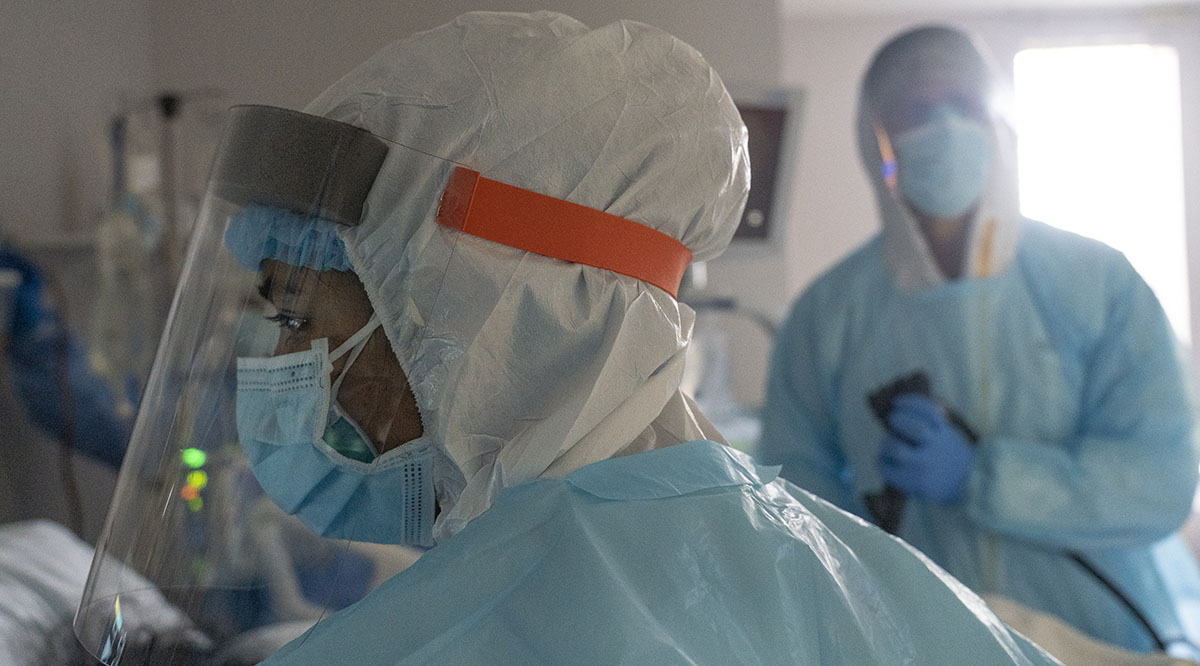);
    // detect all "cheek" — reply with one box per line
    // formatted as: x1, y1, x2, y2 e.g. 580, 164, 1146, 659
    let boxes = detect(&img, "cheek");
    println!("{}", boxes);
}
336, 339, 407, 413
357, 334, 404, 381
274, 329, 316, 356
337, 335, 406, 399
